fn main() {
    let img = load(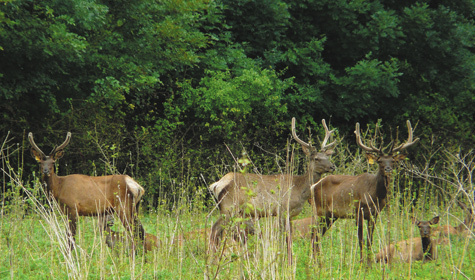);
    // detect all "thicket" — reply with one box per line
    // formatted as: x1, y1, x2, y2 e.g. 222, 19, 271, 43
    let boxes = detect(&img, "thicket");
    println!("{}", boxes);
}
1, 0, 474, 208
